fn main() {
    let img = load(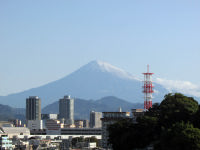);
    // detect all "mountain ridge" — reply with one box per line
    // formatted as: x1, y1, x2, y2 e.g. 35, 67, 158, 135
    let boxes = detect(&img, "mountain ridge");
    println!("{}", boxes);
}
42, 96, 144, 120
0, 60, 168, 107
